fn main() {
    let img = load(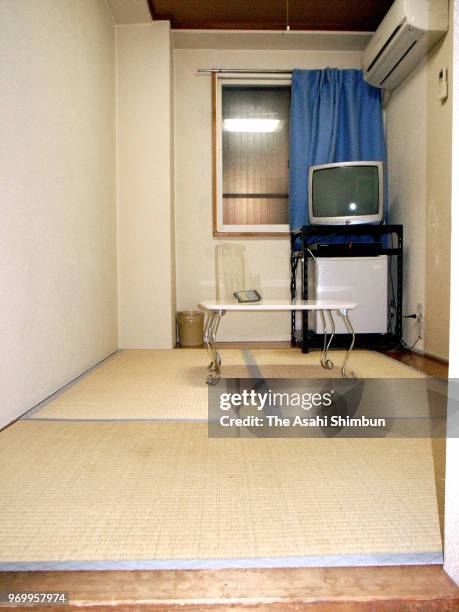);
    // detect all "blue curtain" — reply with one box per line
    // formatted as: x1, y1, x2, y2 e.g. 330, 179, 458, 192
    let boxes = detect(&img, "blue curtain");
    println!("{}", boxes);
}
289, 68, 387, 232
